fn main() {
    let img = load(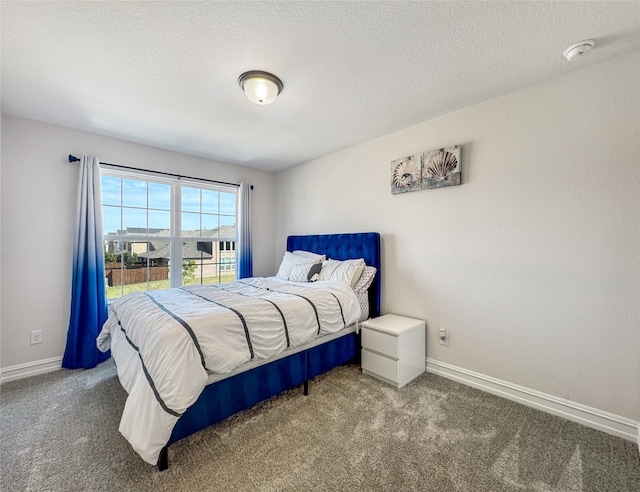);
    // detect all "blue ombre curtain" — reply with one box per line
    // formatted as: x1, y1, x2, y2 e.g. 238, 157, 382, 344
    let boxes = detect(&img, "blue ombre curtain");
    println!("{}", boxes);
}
237, 182, 253, 278
62, 155, 110, 369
